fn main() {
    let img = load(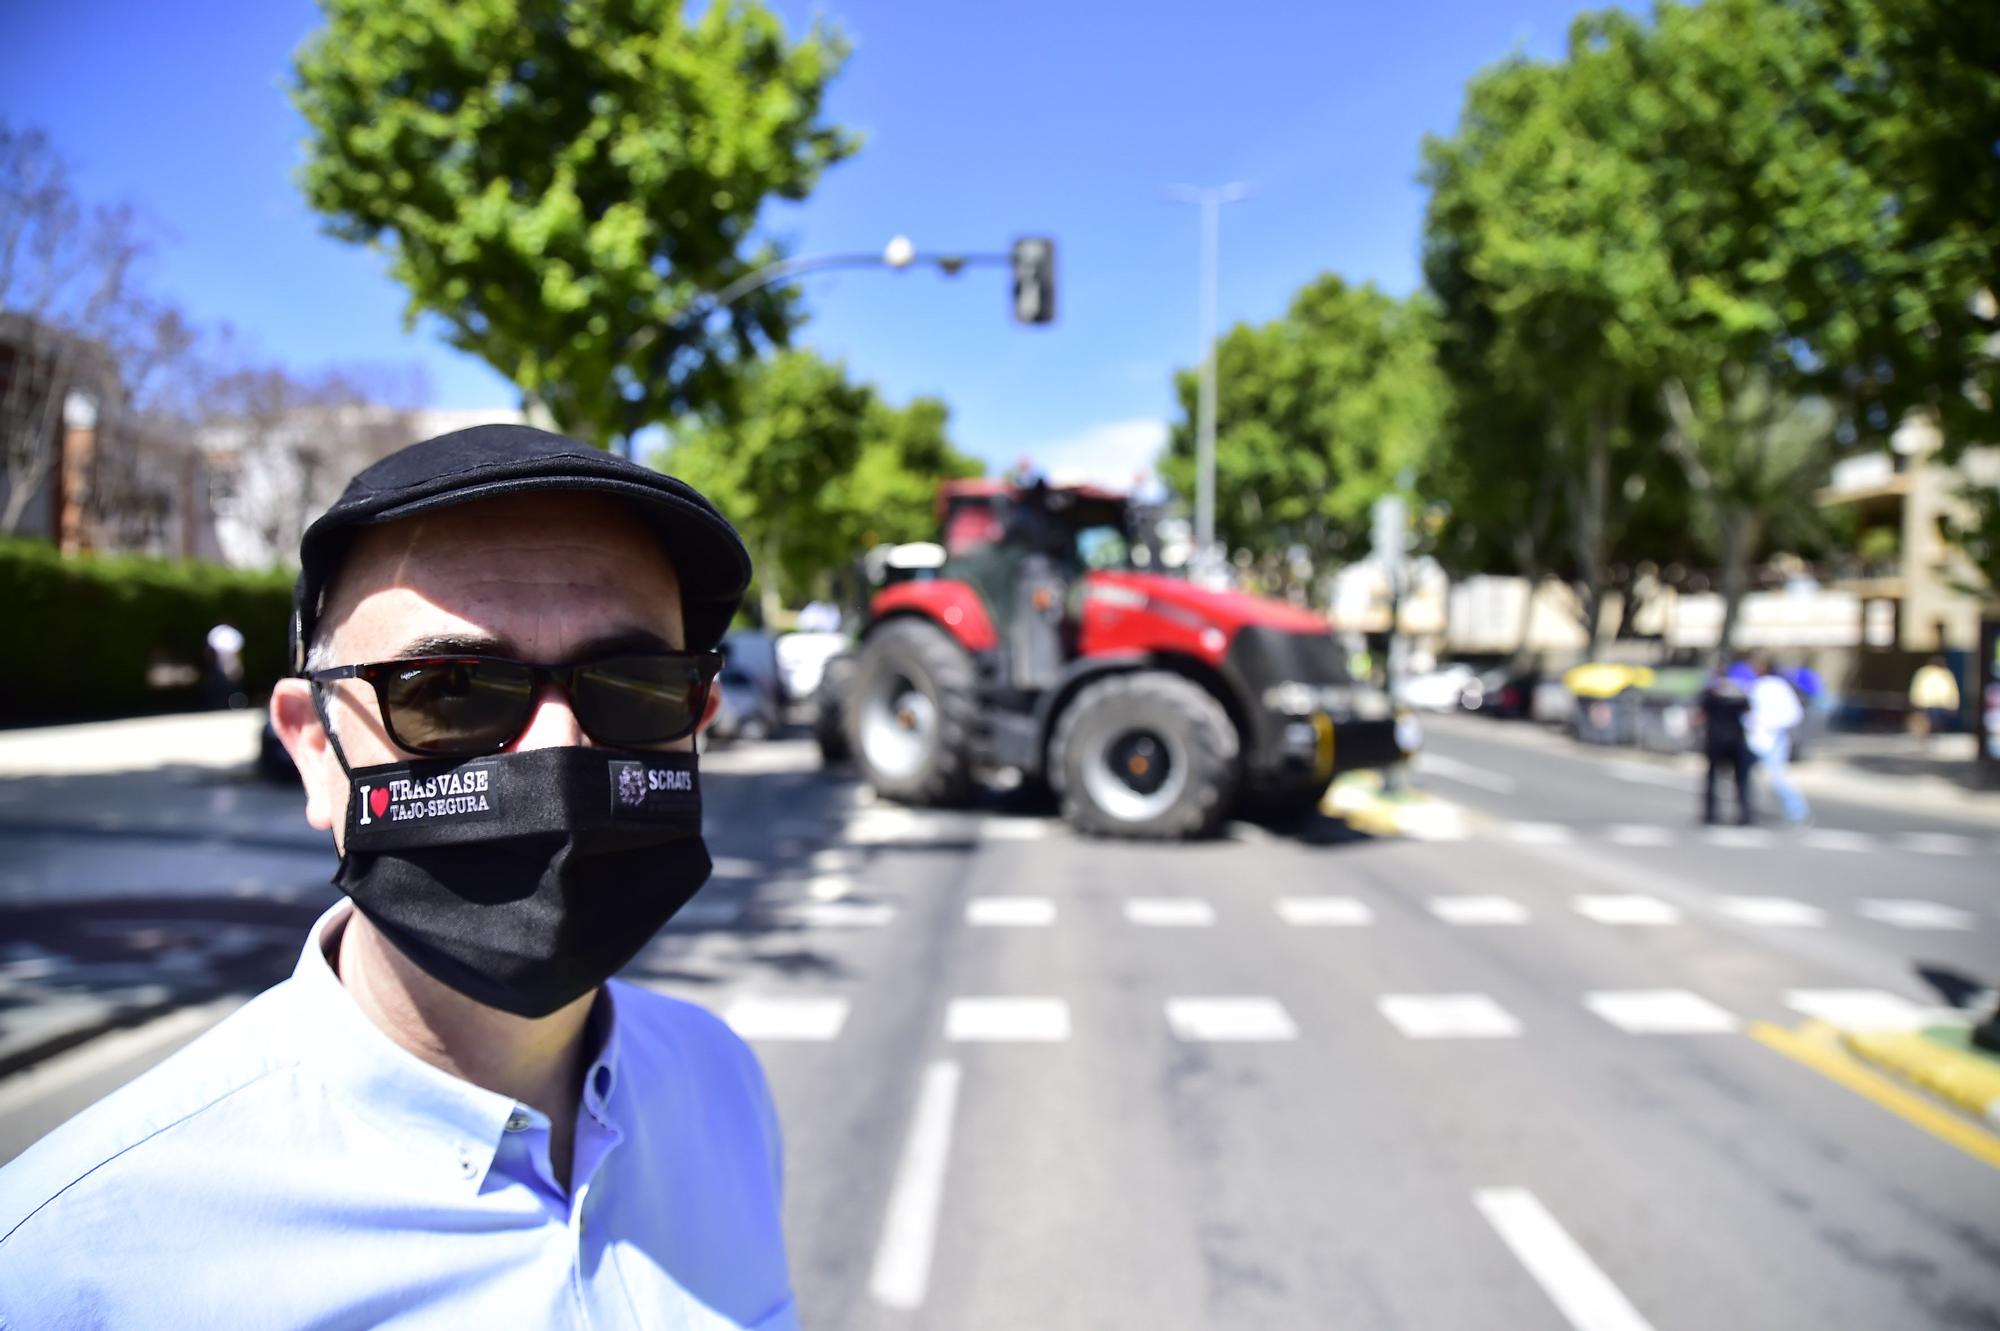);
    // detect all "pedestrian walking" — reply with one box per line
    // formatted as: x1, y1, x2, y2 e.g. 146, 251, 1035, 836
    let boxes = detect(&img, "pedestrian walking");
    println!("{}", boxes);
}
1747, 653, 1809, 826
1699, 660, 1755, 826
1908, 655, 1960, 740
203, 620, 247, 709
0, 426, 797, 1329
